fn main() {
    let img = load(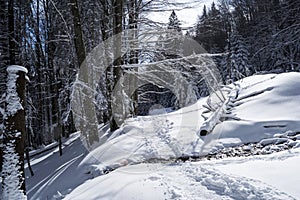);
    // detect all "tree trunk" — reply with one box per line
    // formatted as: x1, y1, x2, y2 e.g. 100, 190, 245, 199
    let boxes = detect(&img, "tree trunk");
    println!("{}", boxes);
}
25, 148, 34, 176
2, 66, 27, 199
70, 0, 86, 67
0, 0, 9, 173
110, 0, 124, 132
128, 0, 139, 116
100, 0, 112, 125
8, 0, 15, 64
